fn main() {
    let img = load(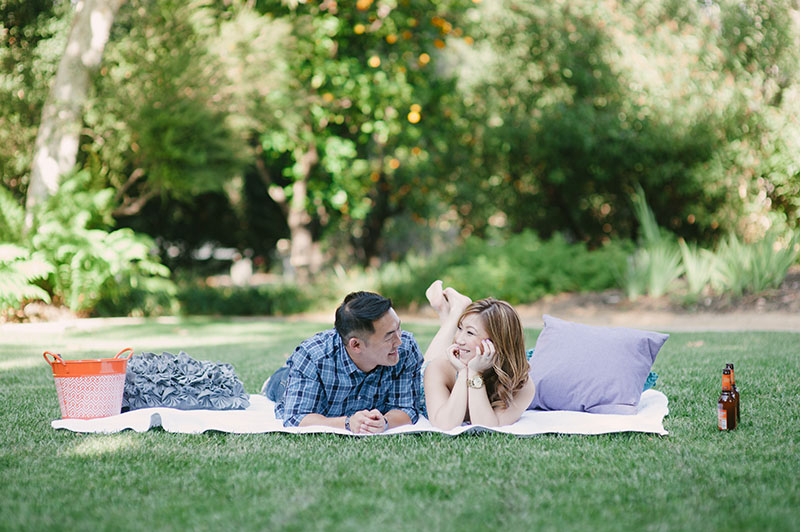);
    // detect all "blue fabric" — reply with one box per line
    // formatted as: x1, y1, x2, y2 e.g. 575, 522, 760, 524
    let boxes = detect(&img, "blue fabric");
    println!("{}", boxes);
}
123, 351, 250, 411
264, 366, 290, 402
643, 371, 659, 391
274, 329, 424, 427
